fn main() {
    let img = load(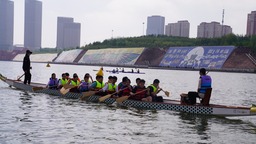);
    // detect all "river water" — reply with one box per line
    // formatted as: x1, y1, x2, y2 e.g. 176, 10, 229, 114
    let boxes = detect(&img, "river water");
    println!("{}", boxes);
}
0, 61, 256, 144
